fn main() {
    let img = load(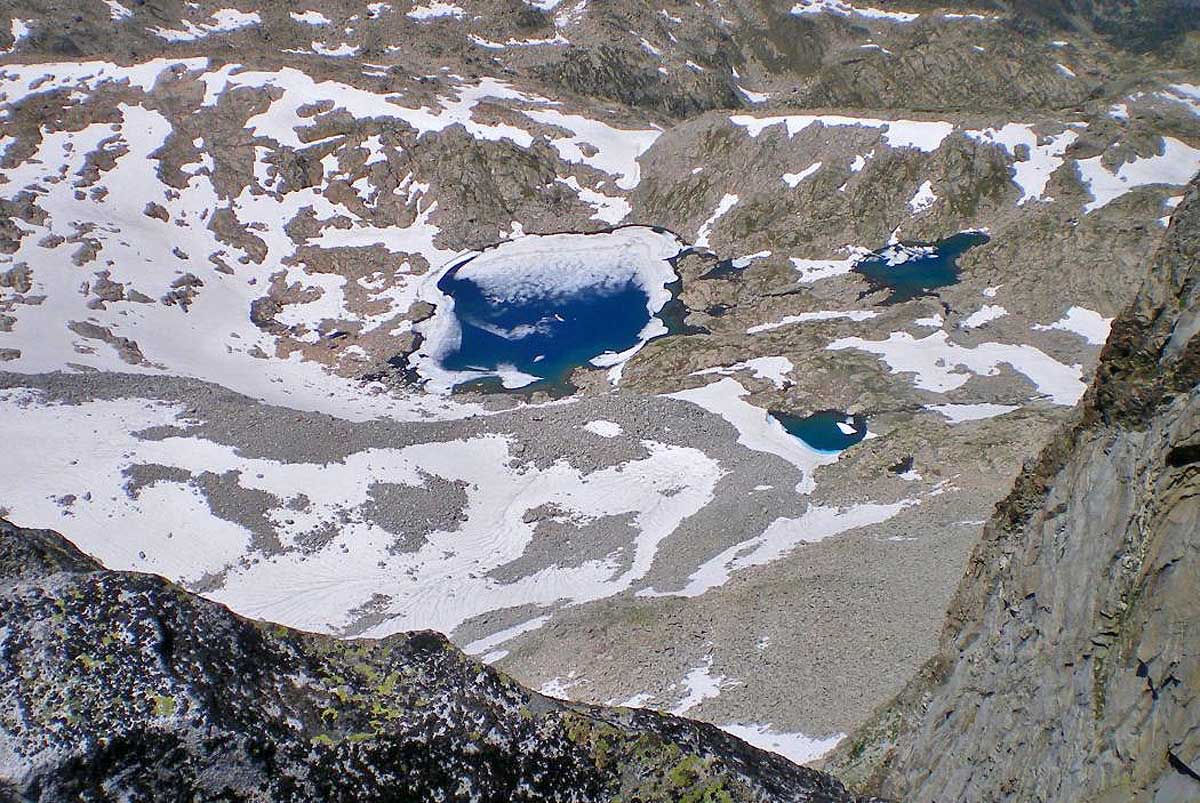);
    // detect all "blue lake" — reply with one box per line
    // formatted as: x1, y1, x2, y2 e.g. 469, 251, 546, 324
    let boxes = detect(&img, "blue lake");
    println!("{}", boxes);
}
436, 265, 661, 392
853, 231, 990, 304
771, 410, 868, 453
412, 227, 689, 394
